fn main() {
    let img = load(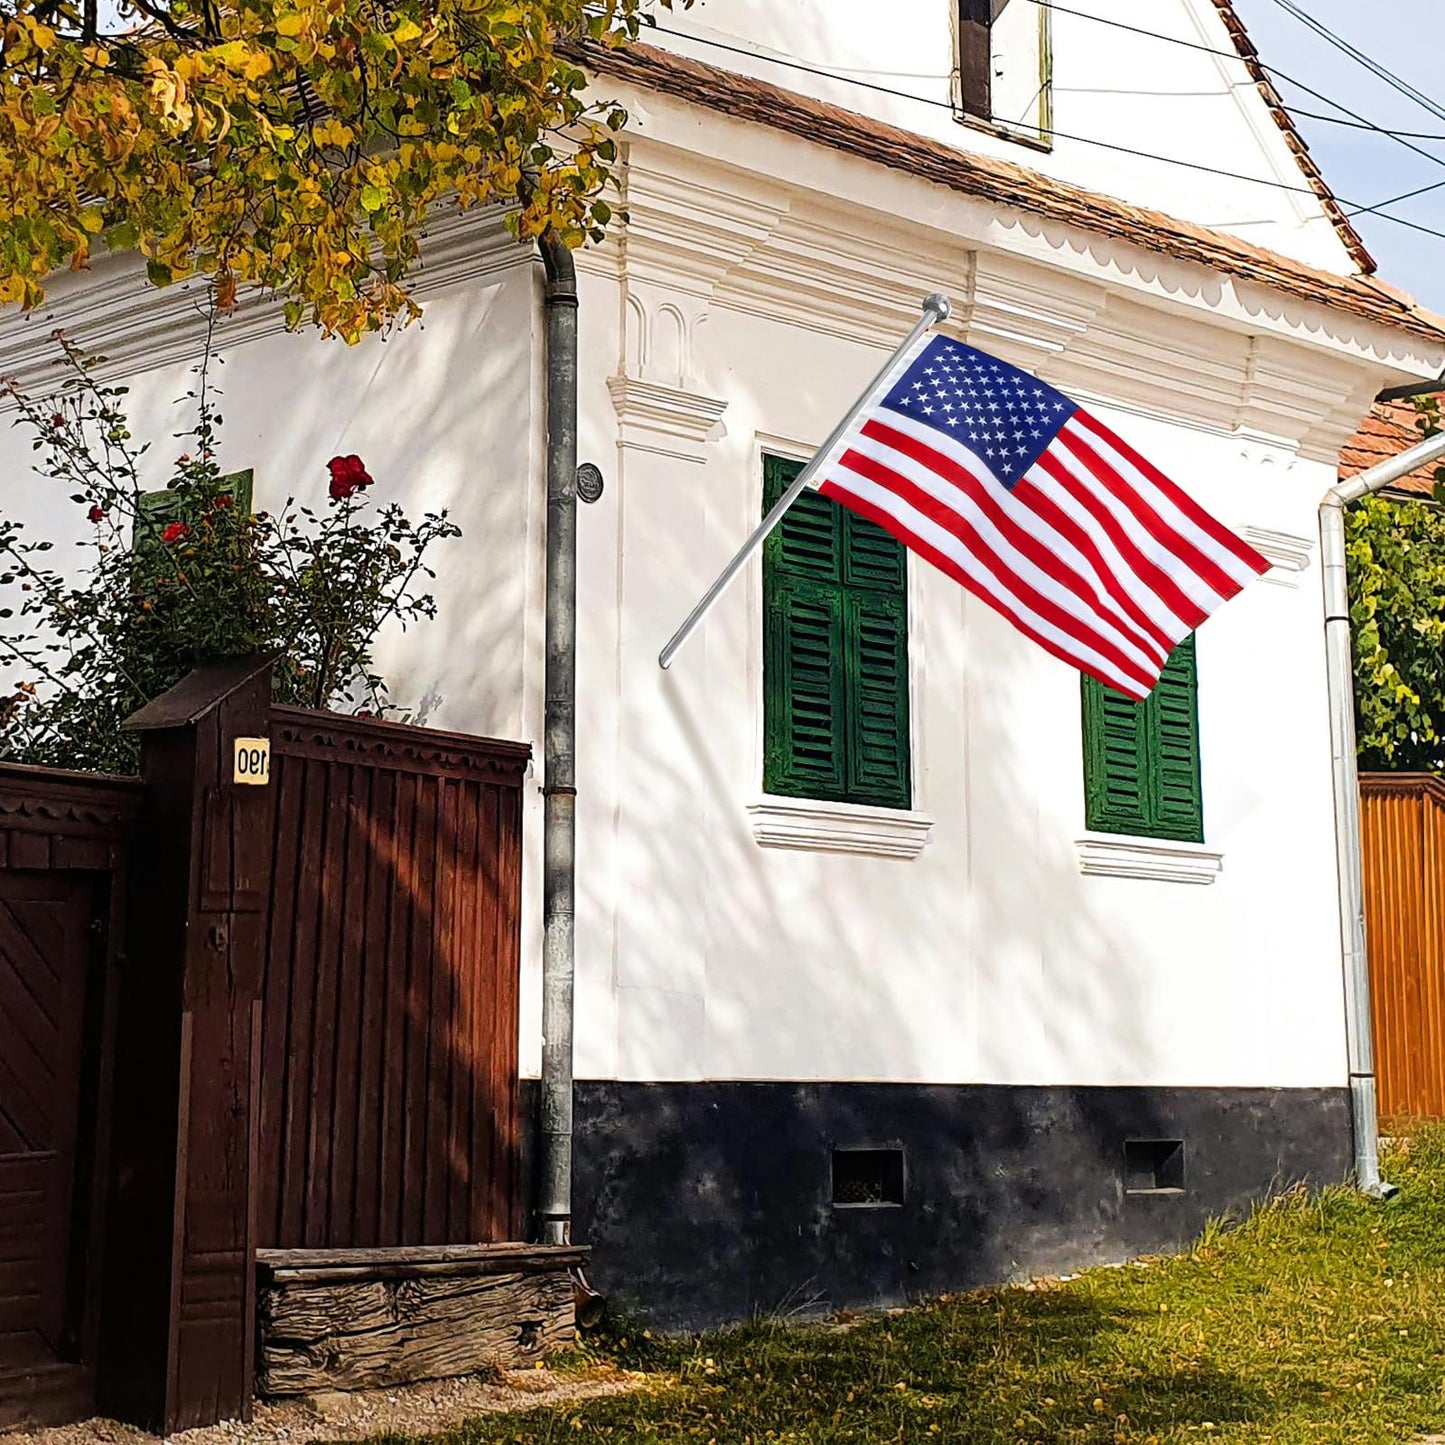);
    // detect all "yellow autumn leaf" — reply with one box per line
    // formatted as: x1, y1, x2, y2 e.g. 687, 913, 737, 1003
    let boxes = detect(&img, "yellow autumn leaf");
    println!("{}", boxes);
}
274, 14, 307, 36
